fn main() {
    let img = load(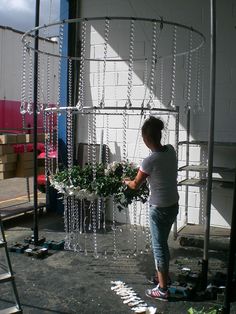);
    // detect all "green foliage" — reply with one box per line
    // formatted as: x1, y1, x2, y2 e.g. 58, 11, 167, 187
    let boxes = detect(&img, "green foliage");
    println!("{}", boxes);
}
188, 307, 219, 314
50, 161, 149, 209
